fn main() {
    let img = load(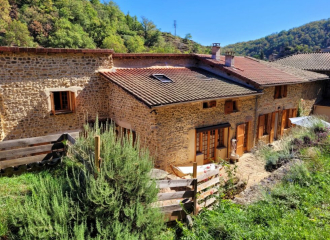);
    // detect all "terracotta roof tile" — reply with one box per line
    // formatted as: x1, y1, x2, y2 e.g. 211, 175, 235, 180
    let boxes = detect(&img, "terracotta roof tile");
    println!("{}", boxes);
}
100, 67, 260, 107
195, 54, 329, 87
274, 52, 330, 71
